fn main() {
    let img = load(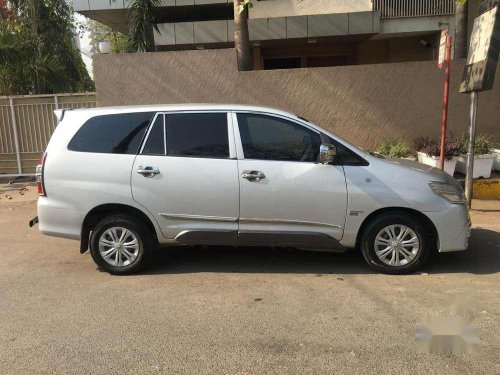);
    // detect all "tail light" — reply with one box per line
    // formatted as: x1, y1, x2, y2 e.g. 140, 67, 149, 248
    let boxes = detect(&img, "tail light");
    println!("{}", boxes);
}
36, 152, 47, 196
